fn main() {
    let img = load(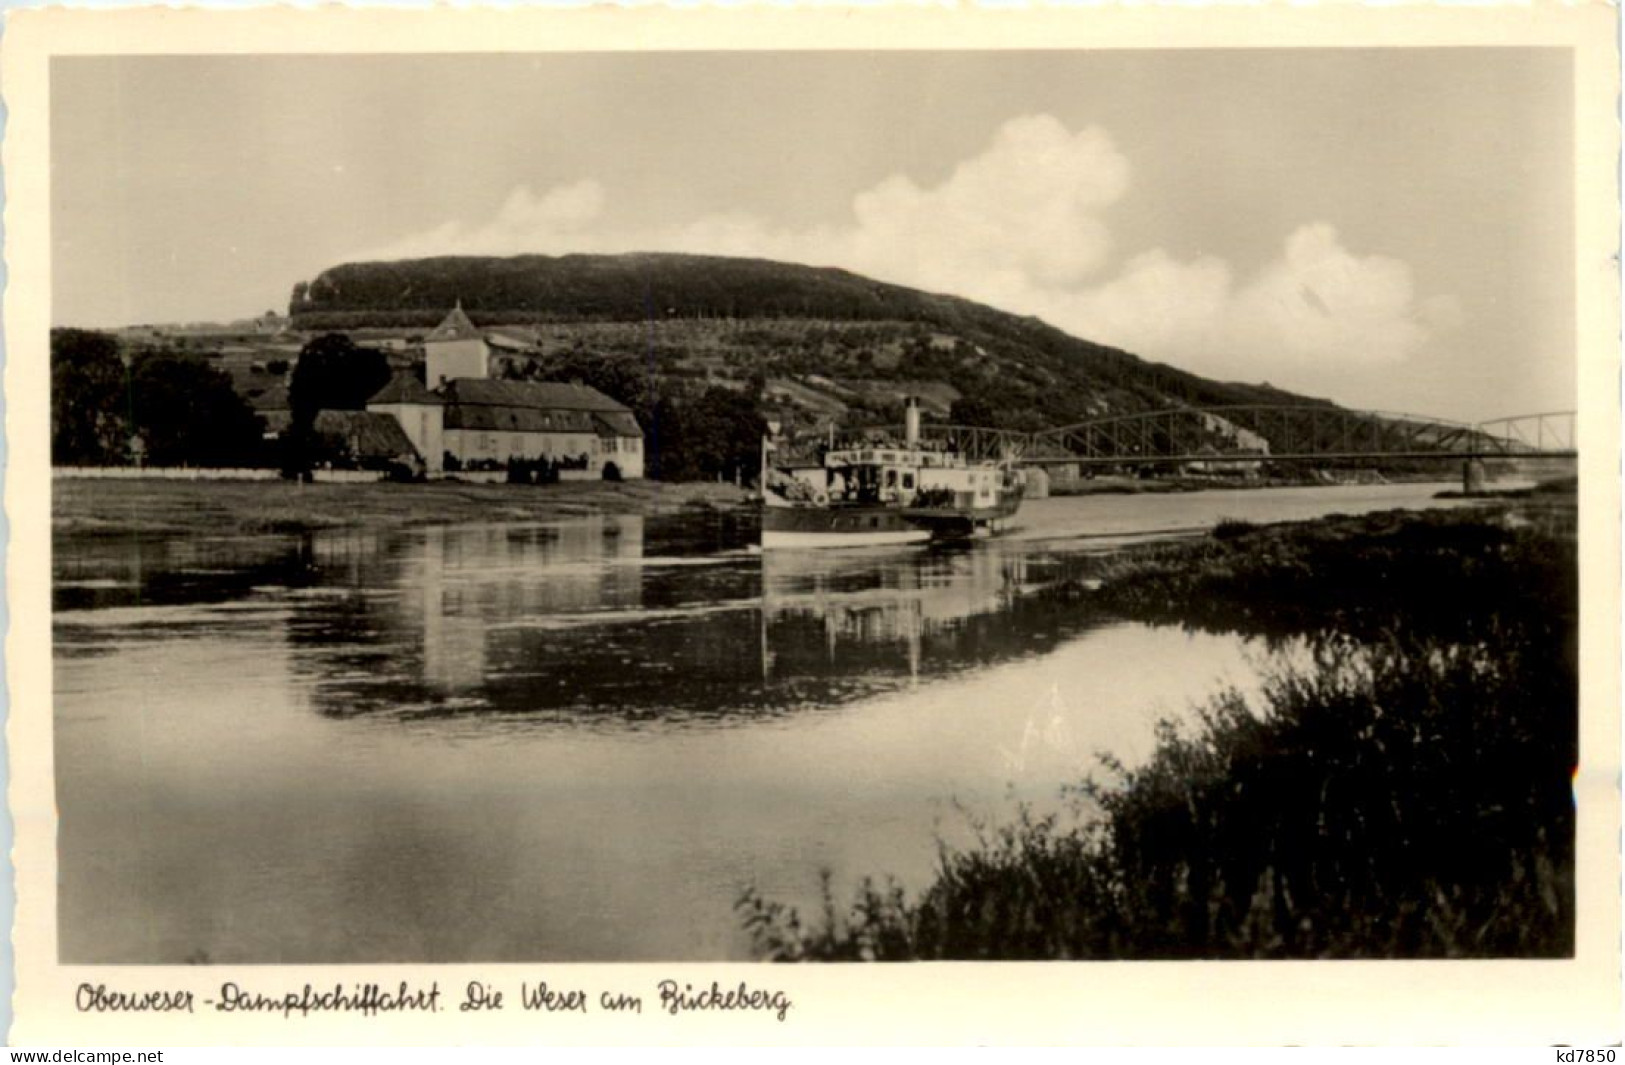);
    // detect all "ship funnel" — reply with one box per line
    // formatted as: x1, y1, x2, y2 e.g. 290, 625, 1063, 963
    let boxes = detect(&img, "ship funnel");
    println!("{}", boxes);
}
905, 396, 921, 449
